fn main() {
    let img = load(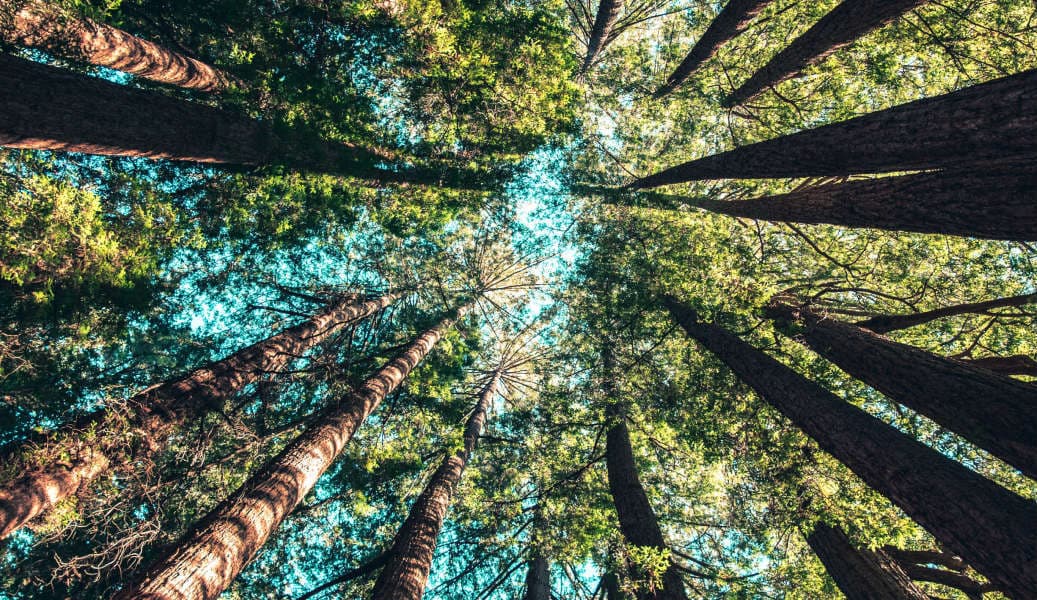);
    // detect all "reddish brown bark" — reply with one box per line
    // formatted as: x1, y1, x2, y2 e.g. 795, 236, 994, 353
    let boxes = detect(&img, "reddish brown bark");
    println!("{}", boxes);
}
582, 0, 623, 73
725, 0, 931, 106
655, 0, 774, 97
522, 555, 551, 600
855, 292, 1037, 333
0, 293, 396, 539
113, 309, 461, 600
767, 301, 1037, 480
3, 2, 230, 91
630, 68, 1037, 187
806, 523, 928, 600
370, 374, 501, 600
663, 296, 1037, 597
964, 355, 1037, 377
